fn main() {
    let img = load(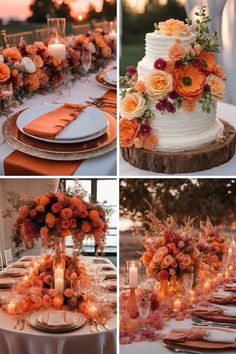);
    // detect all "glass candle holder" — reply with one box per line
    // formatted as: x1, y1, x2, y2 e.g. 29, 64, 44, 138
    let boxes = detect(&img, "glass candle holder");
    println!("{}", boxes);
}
47, 18, 66, 60
126, 260, 141, 288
